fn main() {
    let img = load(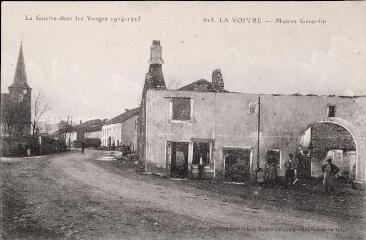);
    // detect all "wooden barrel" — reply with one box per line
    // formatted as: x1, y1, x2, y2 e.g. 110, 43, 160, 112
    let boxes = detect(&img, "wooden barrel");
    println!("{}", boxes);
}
203, 166, 214, 179
191, 165, 199, 179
